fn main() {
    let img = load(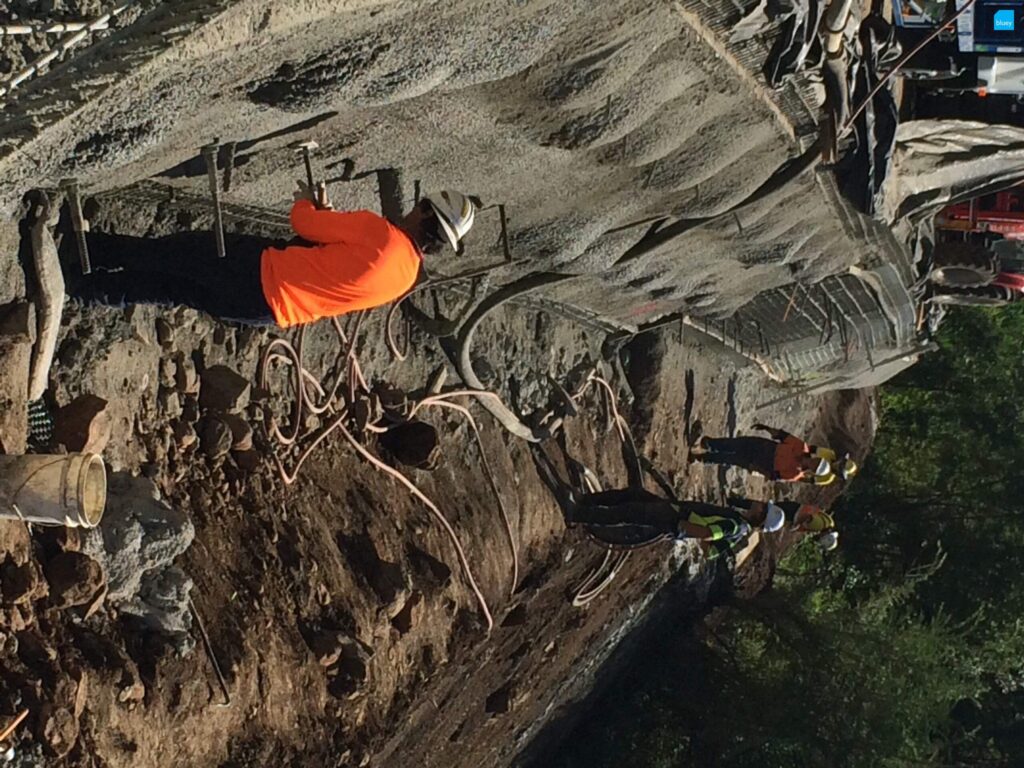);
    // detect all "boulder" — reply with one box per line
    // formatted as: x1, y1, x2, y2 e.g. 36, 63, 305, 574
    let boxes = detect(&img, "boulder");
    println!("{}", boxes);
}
199, 365, 250, 412
81, 474, 195, 654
